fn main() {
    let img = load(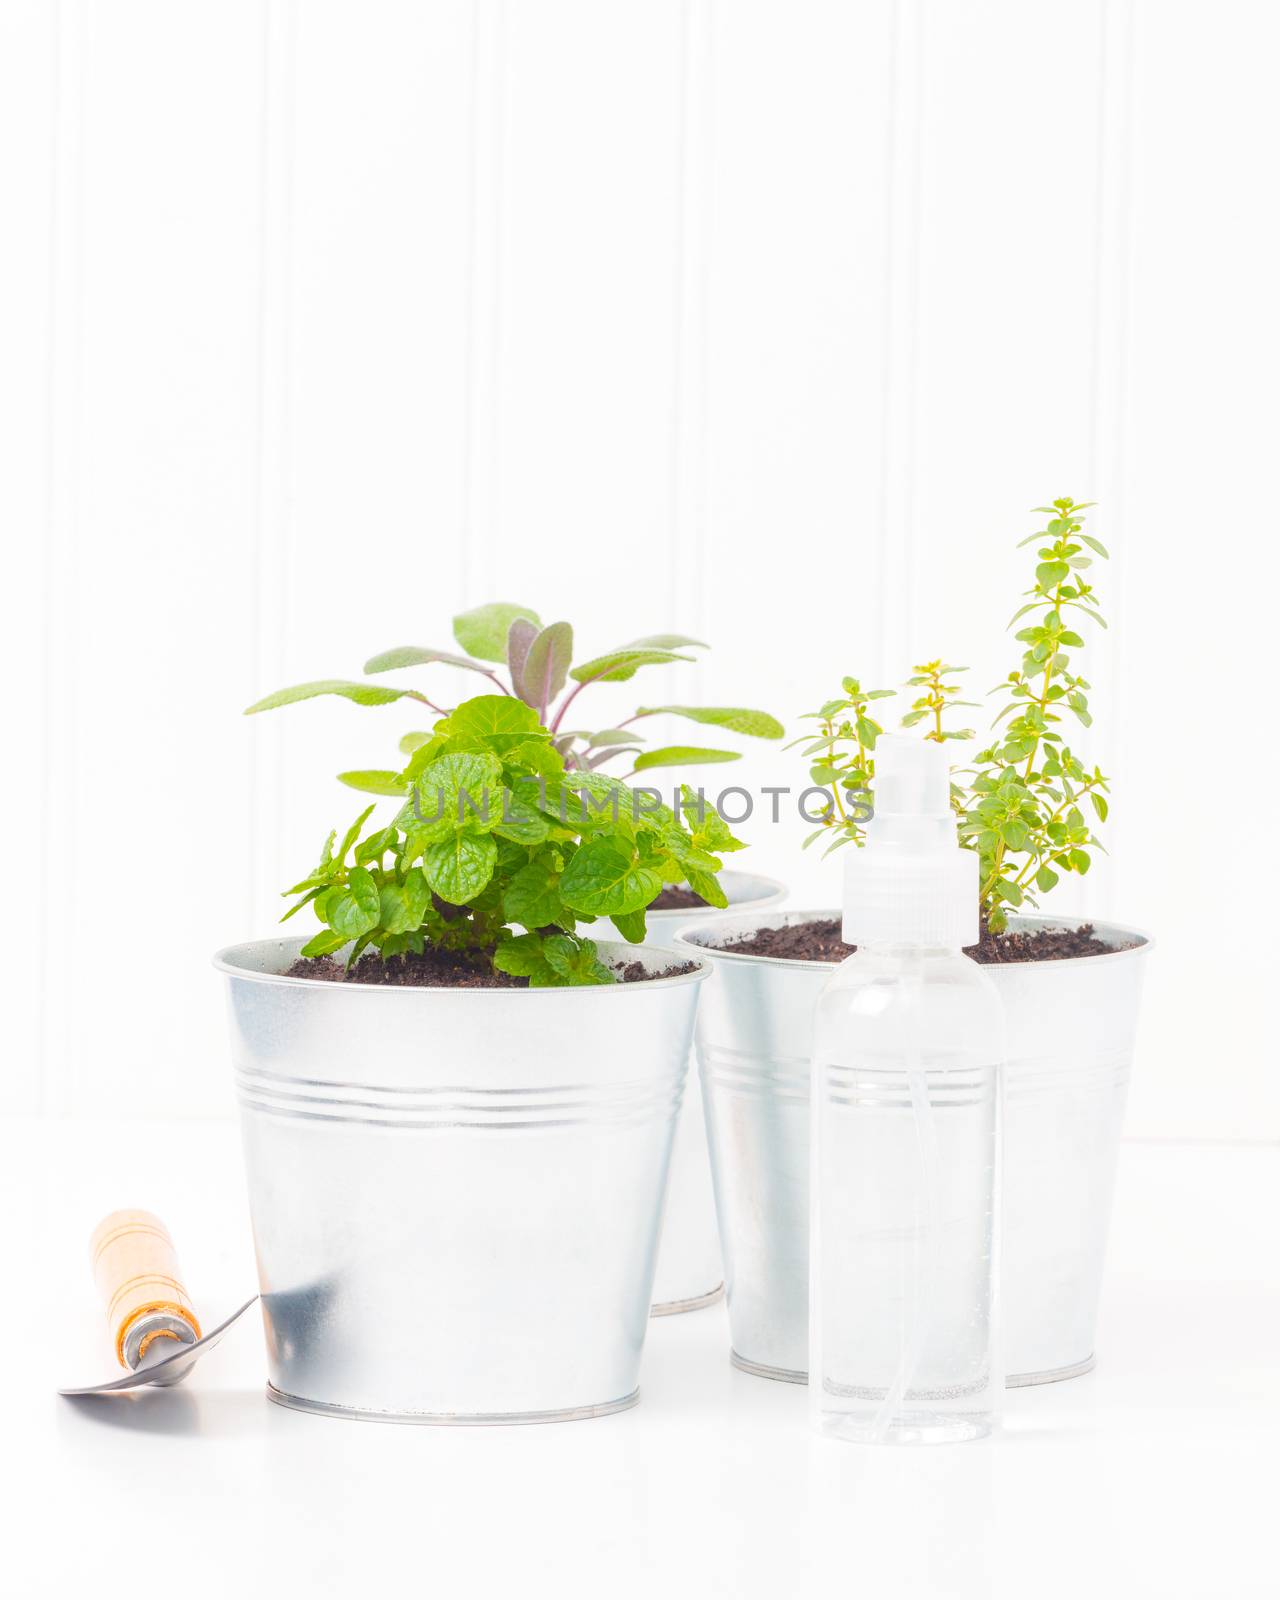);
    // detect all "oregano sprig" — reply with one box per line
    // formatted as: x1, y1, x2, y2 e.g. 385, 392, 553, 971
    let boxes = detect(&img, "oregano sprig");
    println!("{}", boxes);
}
798, 498, 1111, 935
959, 497, 1109, 931
900, 661, 977, 744
784, 677, 894, 855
